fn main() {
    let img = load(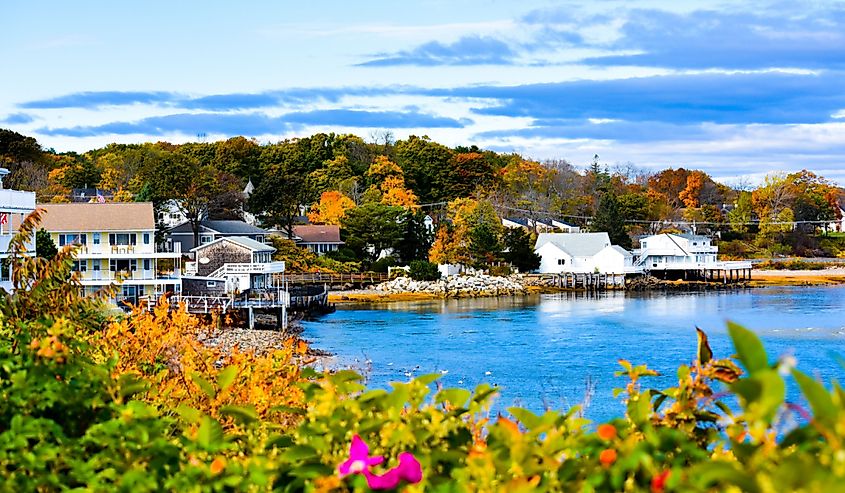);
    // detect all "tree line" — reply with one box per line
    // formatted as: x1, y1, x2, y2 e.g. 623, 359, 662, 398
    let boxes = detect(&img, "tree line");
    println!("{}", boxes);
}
2, 128, 844, 269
